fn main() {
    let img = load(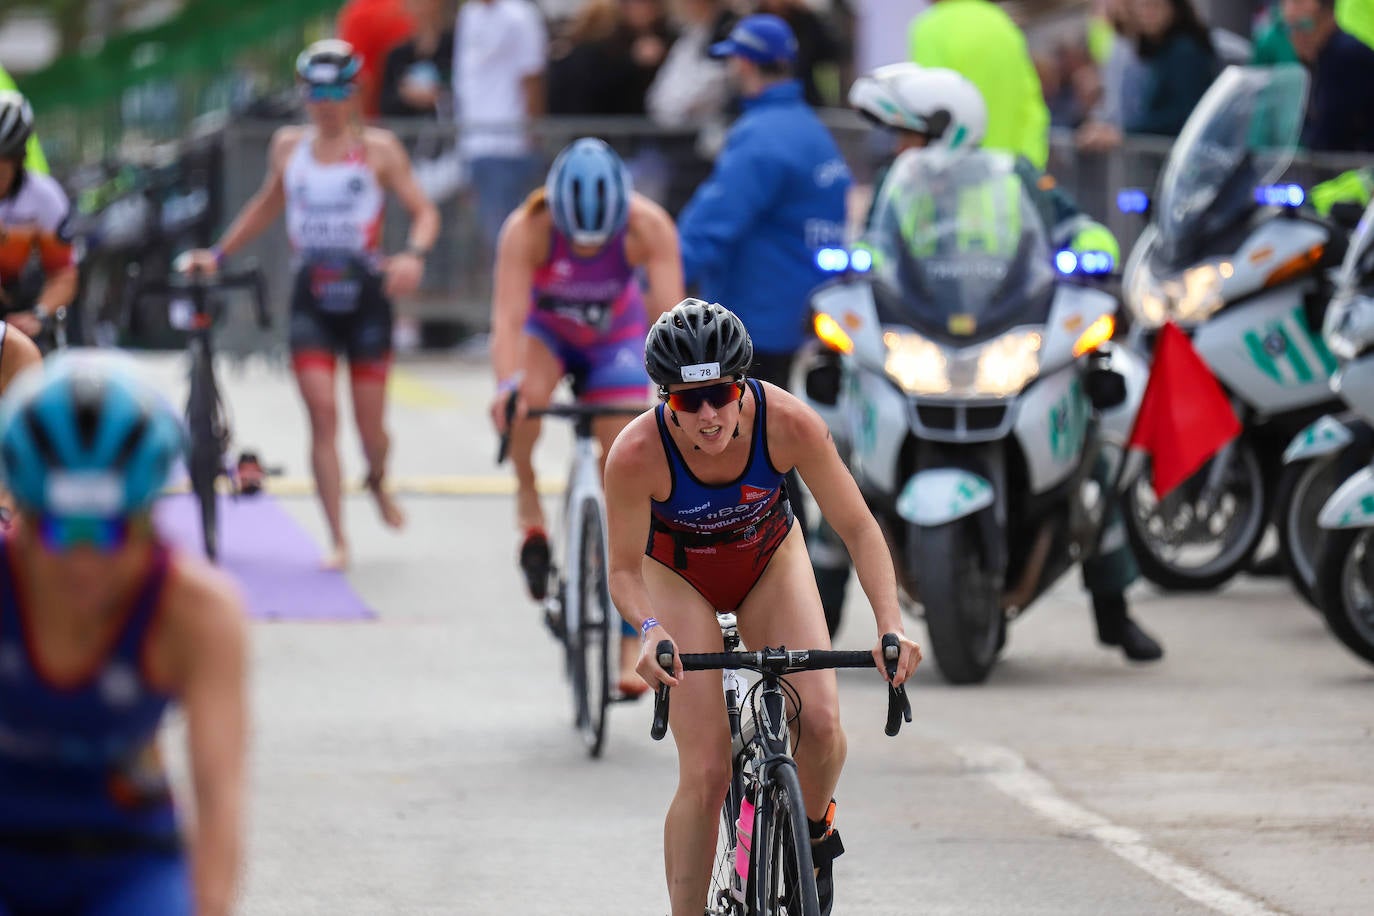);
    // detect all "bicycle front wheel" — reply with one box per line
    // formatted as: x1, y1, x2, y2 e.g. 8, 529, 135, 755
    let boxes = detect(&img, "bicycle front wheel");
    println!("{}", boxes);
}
754, 764, 820, 916
186, 343, 222, 560
571, 498, 612, 757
